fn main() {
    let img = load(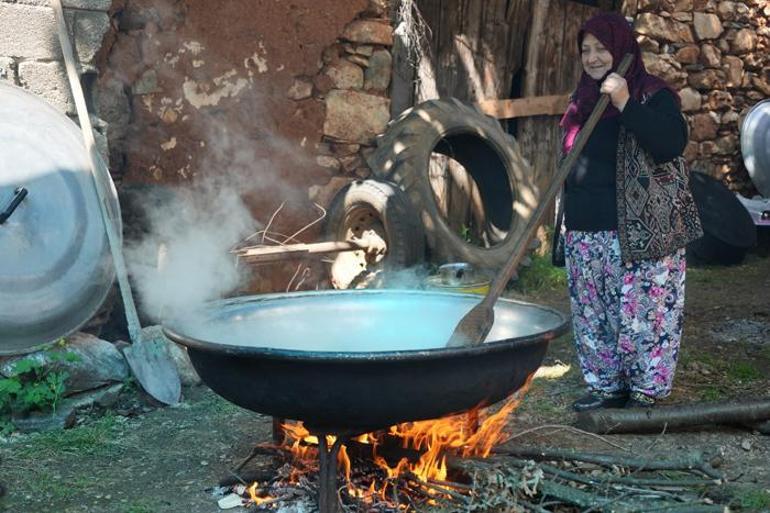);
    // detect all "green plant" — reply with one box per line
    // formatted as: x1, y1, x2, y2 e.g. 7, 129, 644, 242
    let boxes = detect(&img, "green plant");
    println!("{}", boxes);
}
727, 361, 762, 382
513, 253, 567, 293
0, 347, 79, 418
733, 486, 770, 511
700, 385, 725, 401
